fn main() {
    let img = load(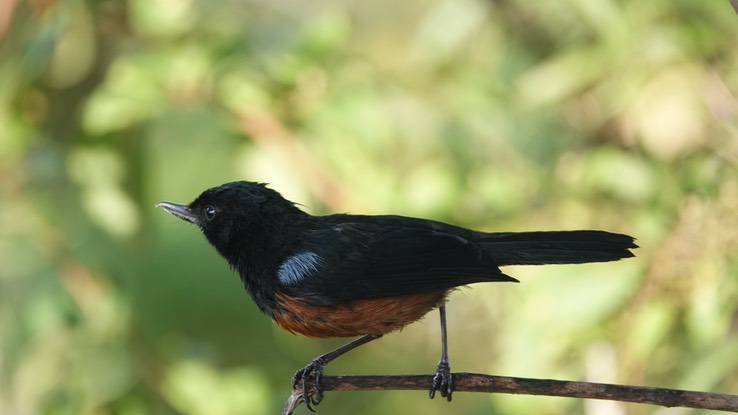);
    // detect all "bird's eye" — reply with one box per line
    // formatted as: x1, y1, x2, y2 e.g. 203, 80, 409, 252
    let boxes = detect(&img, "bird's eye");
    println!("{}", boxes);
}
204, 205, 217, 220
